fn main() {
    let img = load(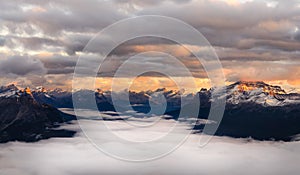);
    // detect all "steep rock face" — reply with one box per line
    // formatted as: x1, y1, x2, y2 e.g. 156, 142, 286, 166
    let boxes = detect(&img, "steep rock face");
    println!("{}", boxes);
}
0, 86, 76, 143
